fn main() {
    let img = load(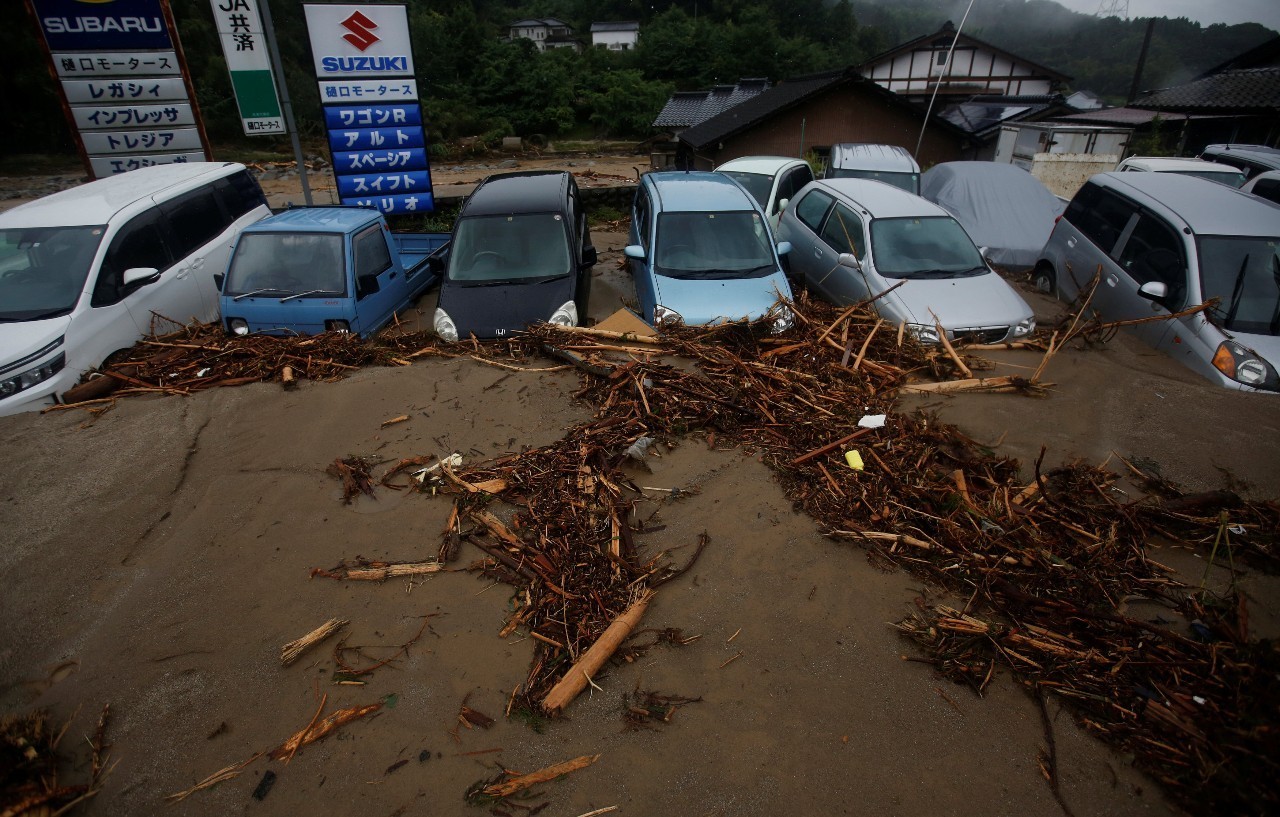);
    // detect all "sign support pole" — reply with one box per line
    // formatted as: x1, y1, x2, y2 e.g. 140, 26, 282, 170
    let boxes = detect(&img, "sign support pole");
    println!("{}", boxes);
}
259, 0, 312, 205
